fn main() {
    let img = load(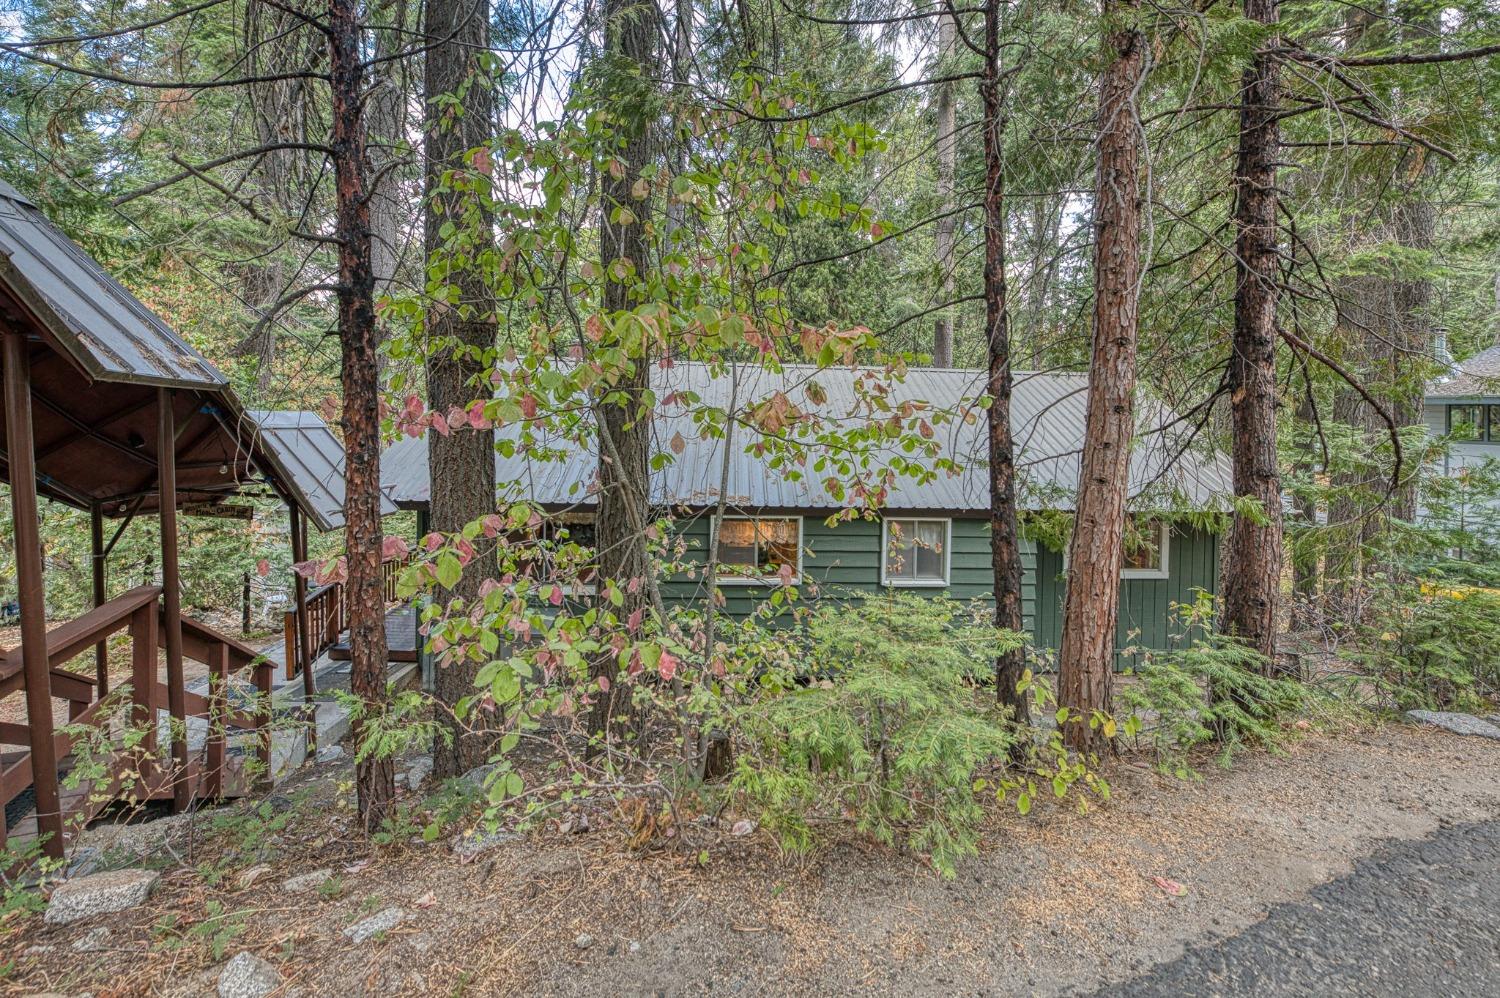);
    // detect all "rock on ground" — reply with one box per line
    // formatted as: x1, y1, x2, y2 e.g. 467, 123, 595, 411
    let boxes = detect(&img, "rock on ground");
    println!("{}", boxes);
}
343, 906, 411, 944
397, 755, 433, 790
44, 869, 159, 925
71, 927, 111, 951
1404, 710, 1500, 739
217, 951, 282, 998
281, 868, 334, 893
451, 829, 520, 860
